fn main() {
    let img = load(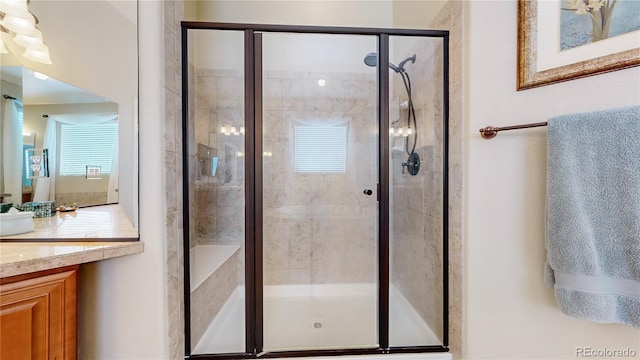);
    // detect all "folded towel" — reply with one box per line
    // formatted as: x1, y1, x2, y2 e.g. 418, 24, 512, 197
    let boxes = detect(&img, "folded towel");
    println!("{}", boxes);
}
545, 105, 640, 329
